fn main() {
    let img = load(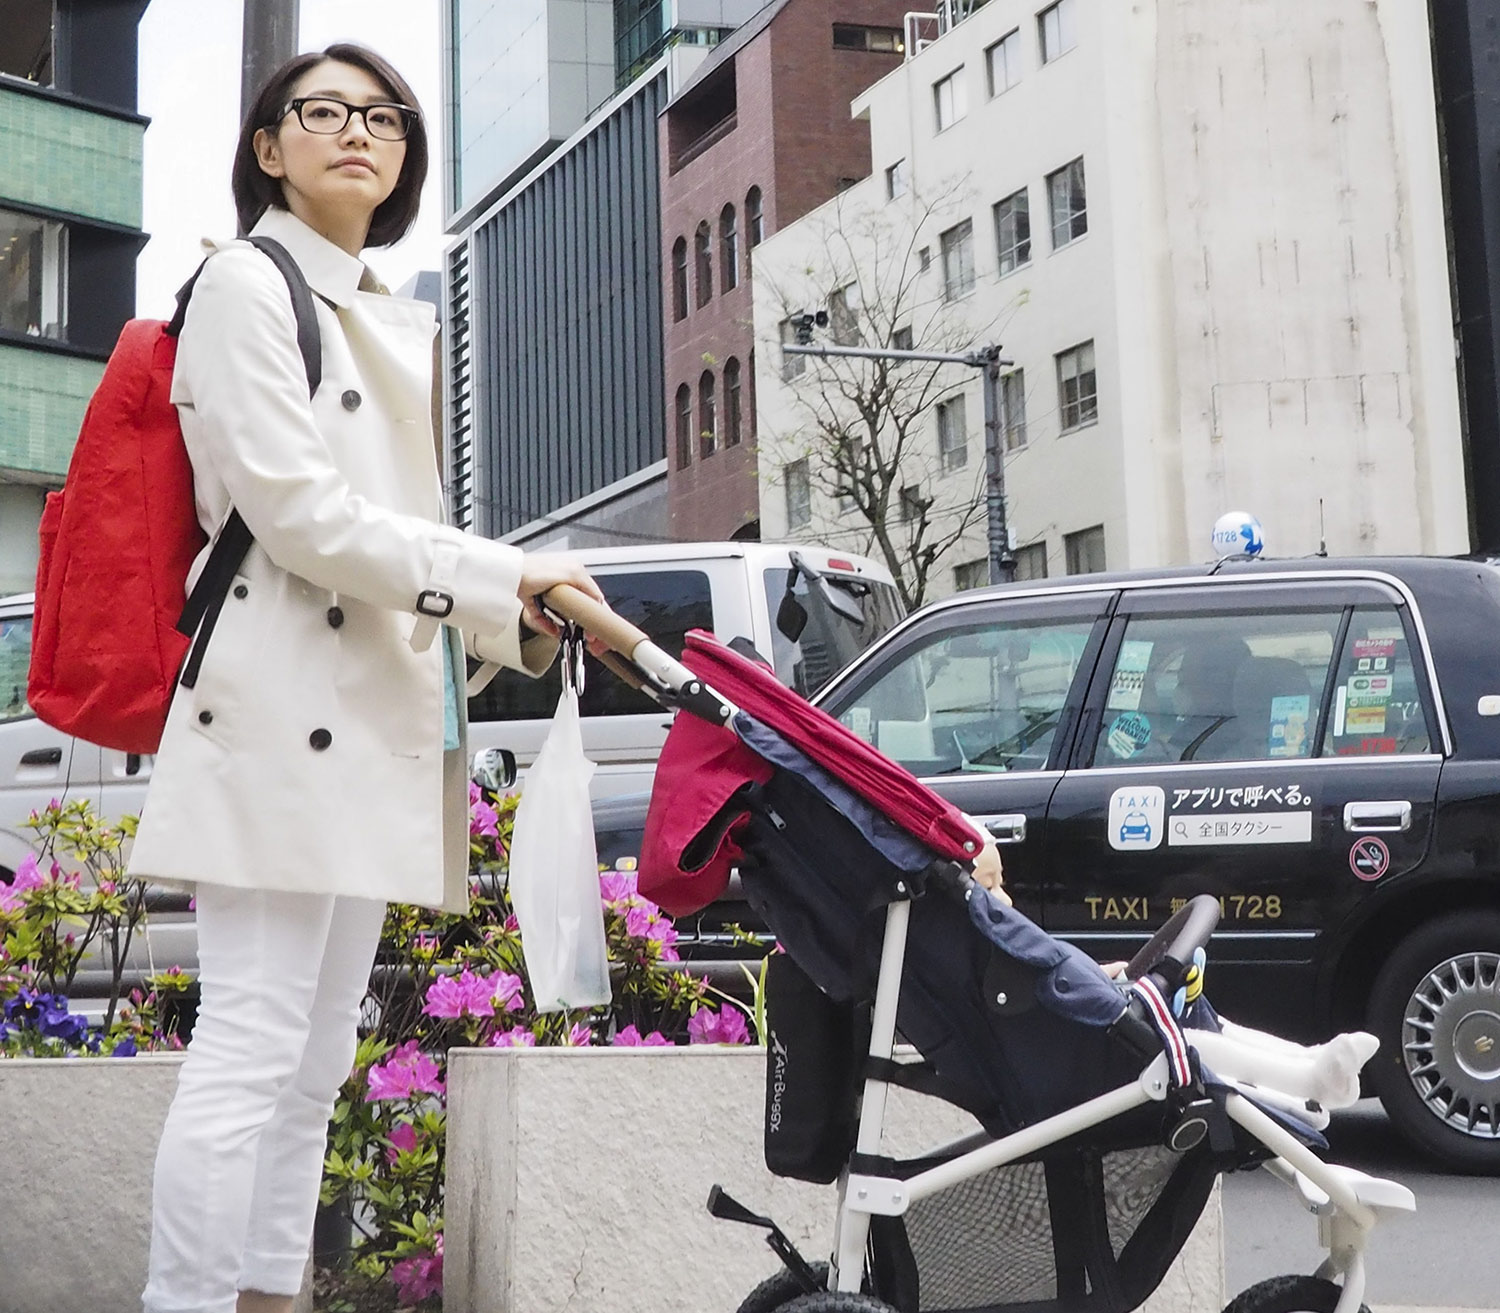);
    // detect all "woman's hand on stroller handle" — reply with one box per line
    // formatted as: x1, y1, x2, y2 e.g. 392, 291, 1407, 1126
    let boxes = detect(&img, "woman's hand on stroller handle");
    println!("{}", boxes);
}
519, 557, 606, 641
